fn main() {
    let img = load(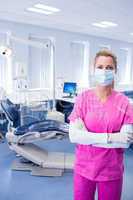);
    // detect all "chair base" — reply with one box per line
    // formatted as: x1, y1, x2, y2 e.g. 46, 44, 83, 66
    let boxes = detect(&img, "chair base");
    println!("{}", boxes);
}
11, 159, 64, 176
10, 143, 74, 176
